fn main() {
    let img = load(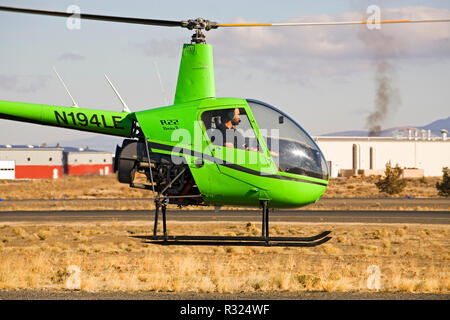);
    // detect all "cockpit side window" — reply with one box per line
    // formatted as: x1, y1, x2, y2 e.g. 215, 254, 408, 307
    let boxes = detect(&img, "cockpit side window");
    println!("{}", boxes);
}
201, 108, 260, 151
